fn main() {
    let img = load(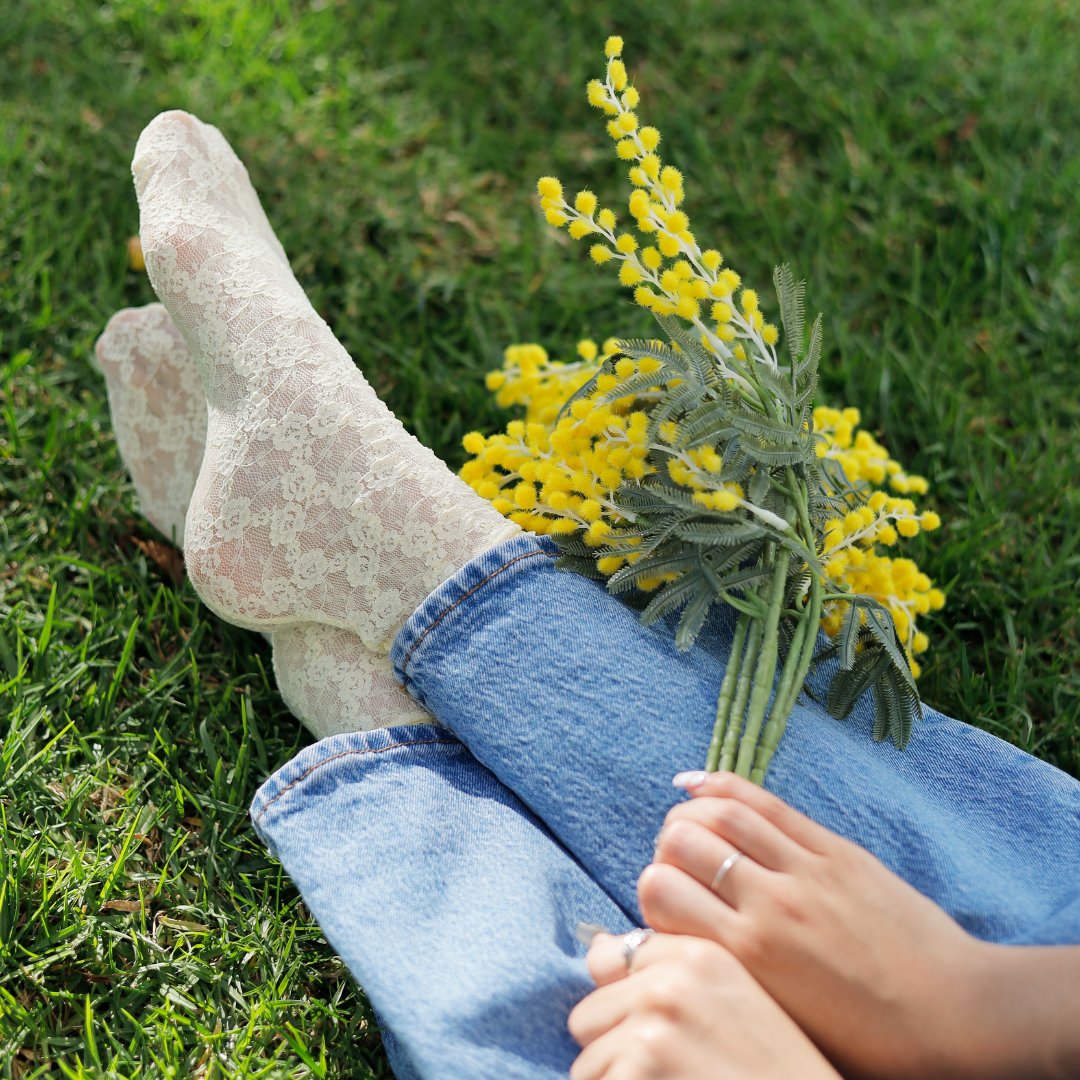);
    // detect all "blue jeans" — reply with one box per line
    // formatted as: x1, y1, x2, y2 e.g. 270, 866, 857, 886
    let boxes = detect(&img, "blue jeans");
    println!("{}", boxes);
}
252, 534, 1080, 1078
